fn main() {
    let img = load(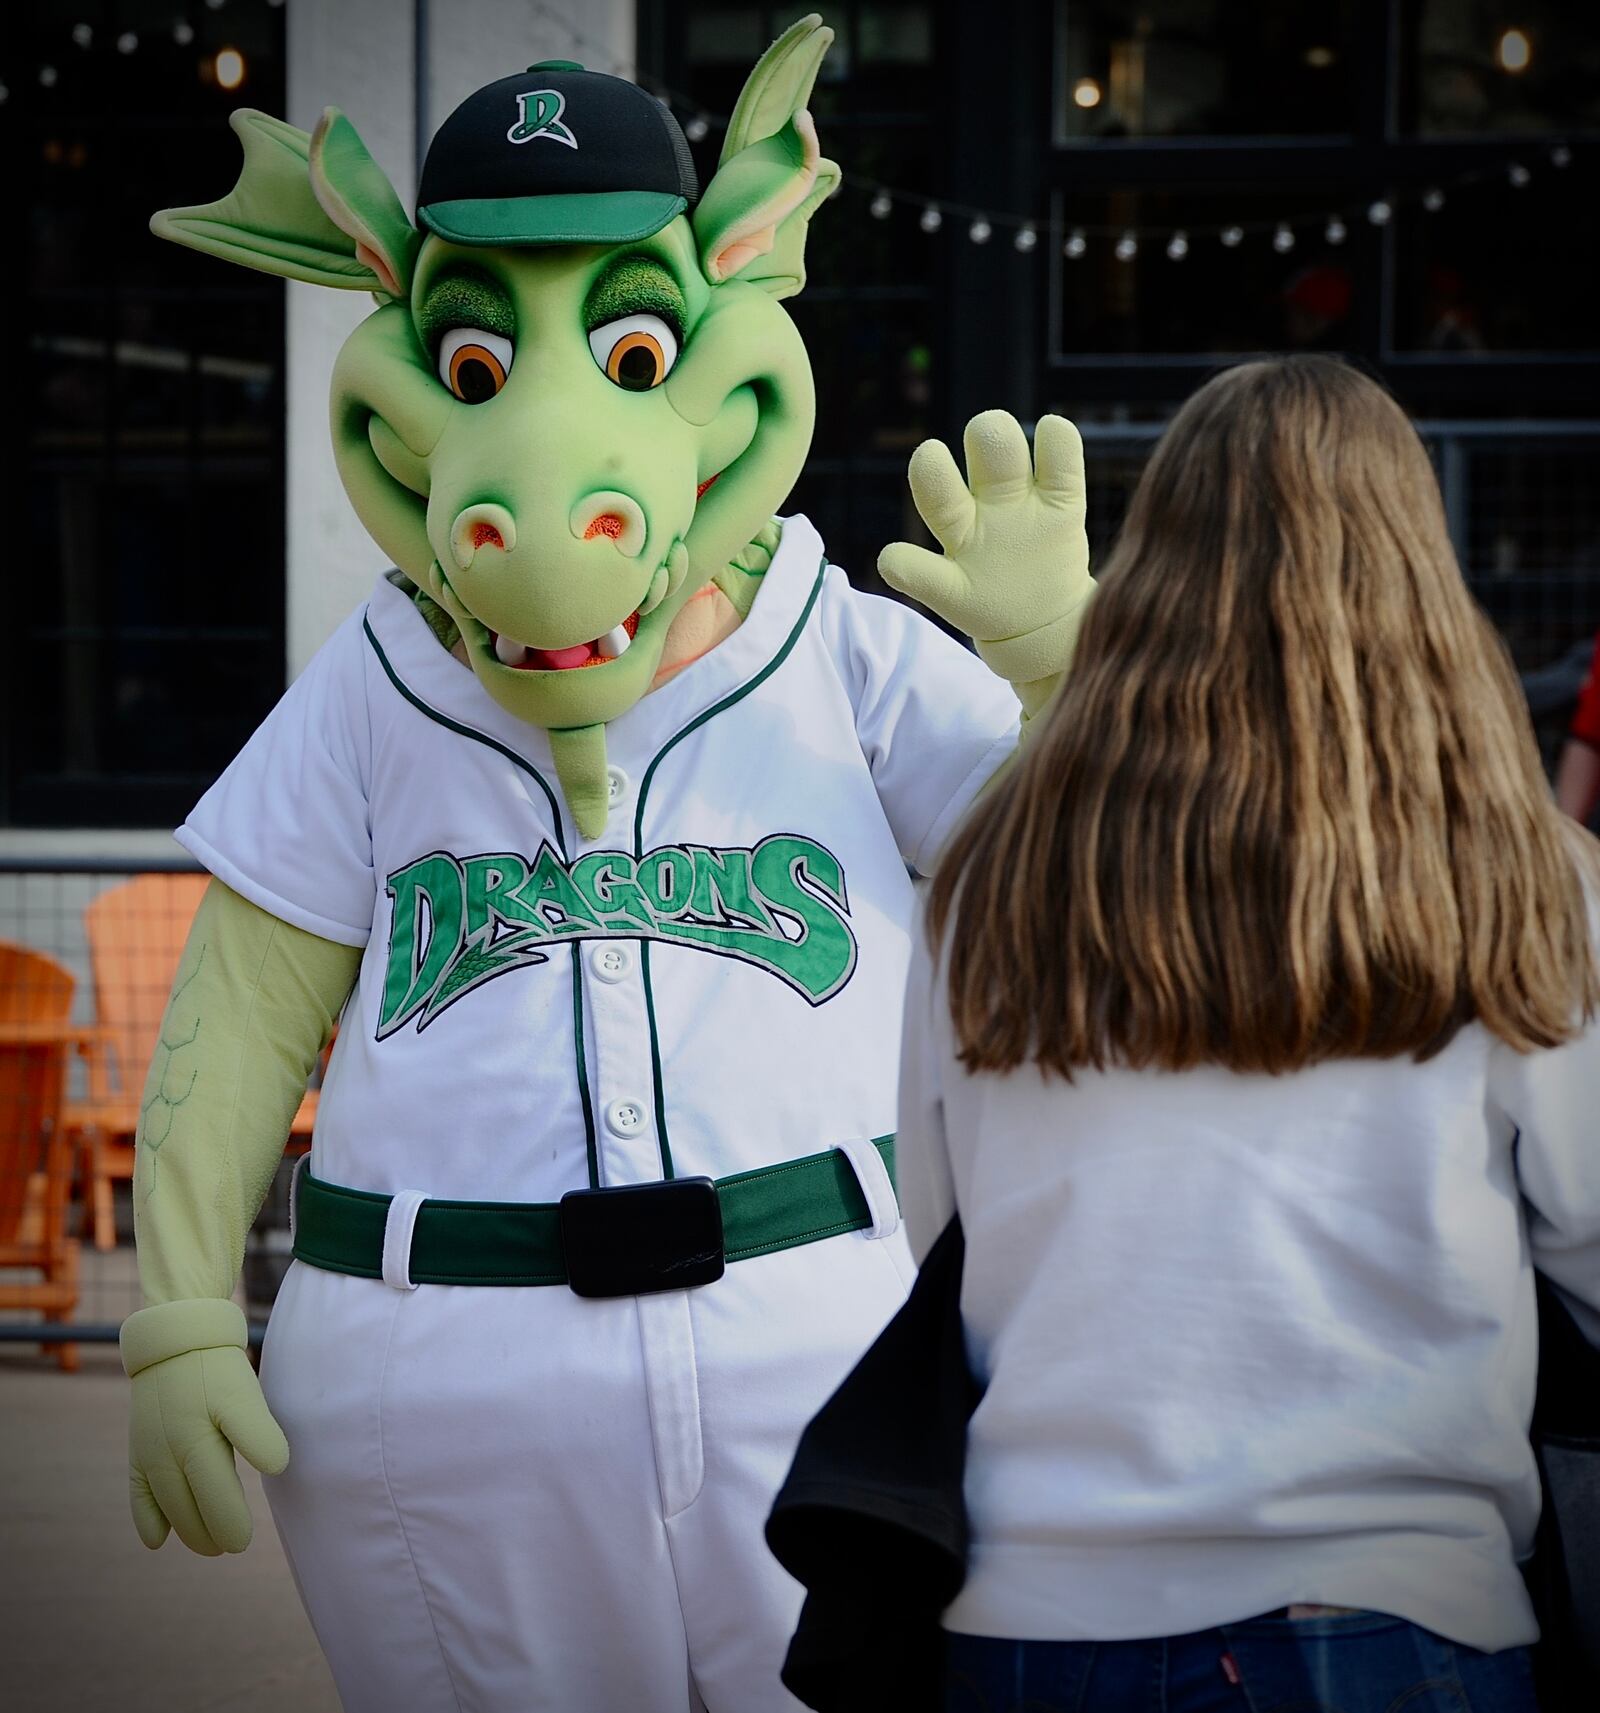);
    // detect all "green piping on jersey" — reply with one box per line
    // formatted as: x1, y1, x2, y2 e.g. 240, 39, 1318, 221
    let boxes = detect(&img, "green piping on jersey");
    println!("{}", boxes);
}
630, 552, 828, 1181
363, 615, 600, 1185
